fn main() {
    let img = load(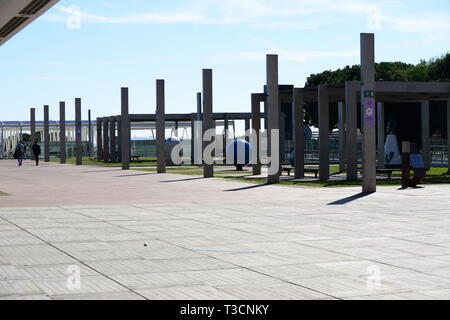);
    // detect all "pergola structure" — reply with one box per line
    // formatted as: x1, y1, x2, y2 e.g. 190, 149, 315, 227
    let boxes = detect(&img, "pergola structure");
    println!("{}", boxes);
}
92, 34, 450, 194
